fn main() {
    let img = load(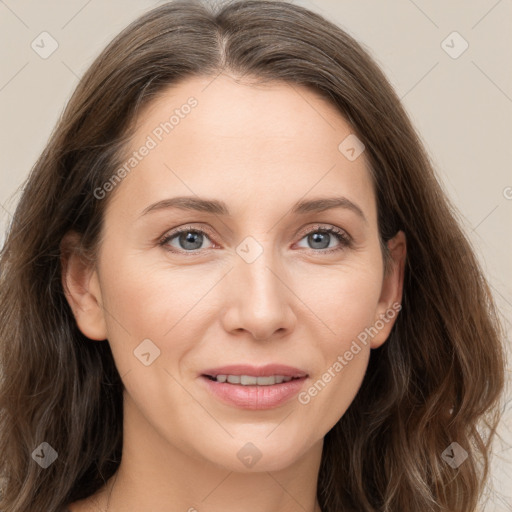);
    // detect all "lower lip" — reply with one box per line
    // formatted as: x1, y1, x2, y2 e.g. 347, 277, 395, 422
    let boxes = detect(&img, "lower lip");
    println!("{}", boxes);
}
199, 375, 308, 410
